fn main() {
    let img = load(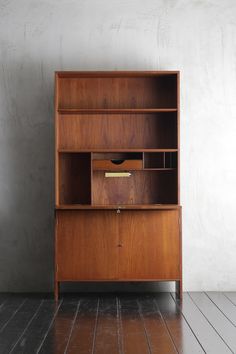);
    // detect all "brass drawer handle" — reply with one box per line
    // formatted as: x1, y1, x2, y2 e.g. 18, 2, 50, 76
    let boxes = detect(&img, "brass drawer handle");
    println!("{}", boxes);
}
105, 172, 131, 178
